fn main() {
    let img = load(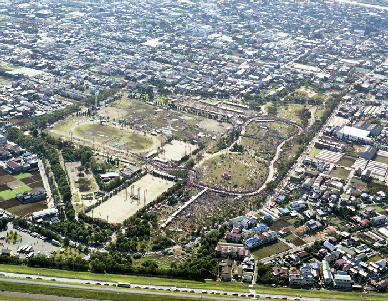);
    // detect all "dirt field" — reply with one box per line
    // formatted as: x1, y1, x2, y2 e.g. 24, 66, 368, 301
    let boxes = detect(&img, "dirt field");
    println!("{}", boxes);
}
291, 237, 306, 247
87, 174, 174, 223
338, 156, 356, 168
270, 218, 291, 231
197, 119, 231, 133
162, 140, 198, 161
